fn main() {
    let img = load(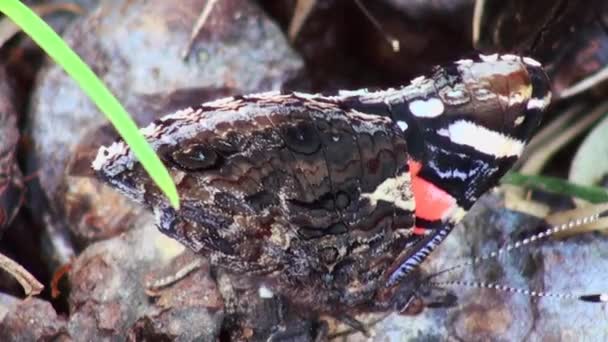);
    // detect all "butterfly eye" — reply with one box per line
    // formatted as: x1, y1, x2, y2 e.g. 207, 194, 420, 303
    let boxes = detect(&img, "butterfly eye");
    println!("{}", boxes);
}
171, 143, 219, 171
